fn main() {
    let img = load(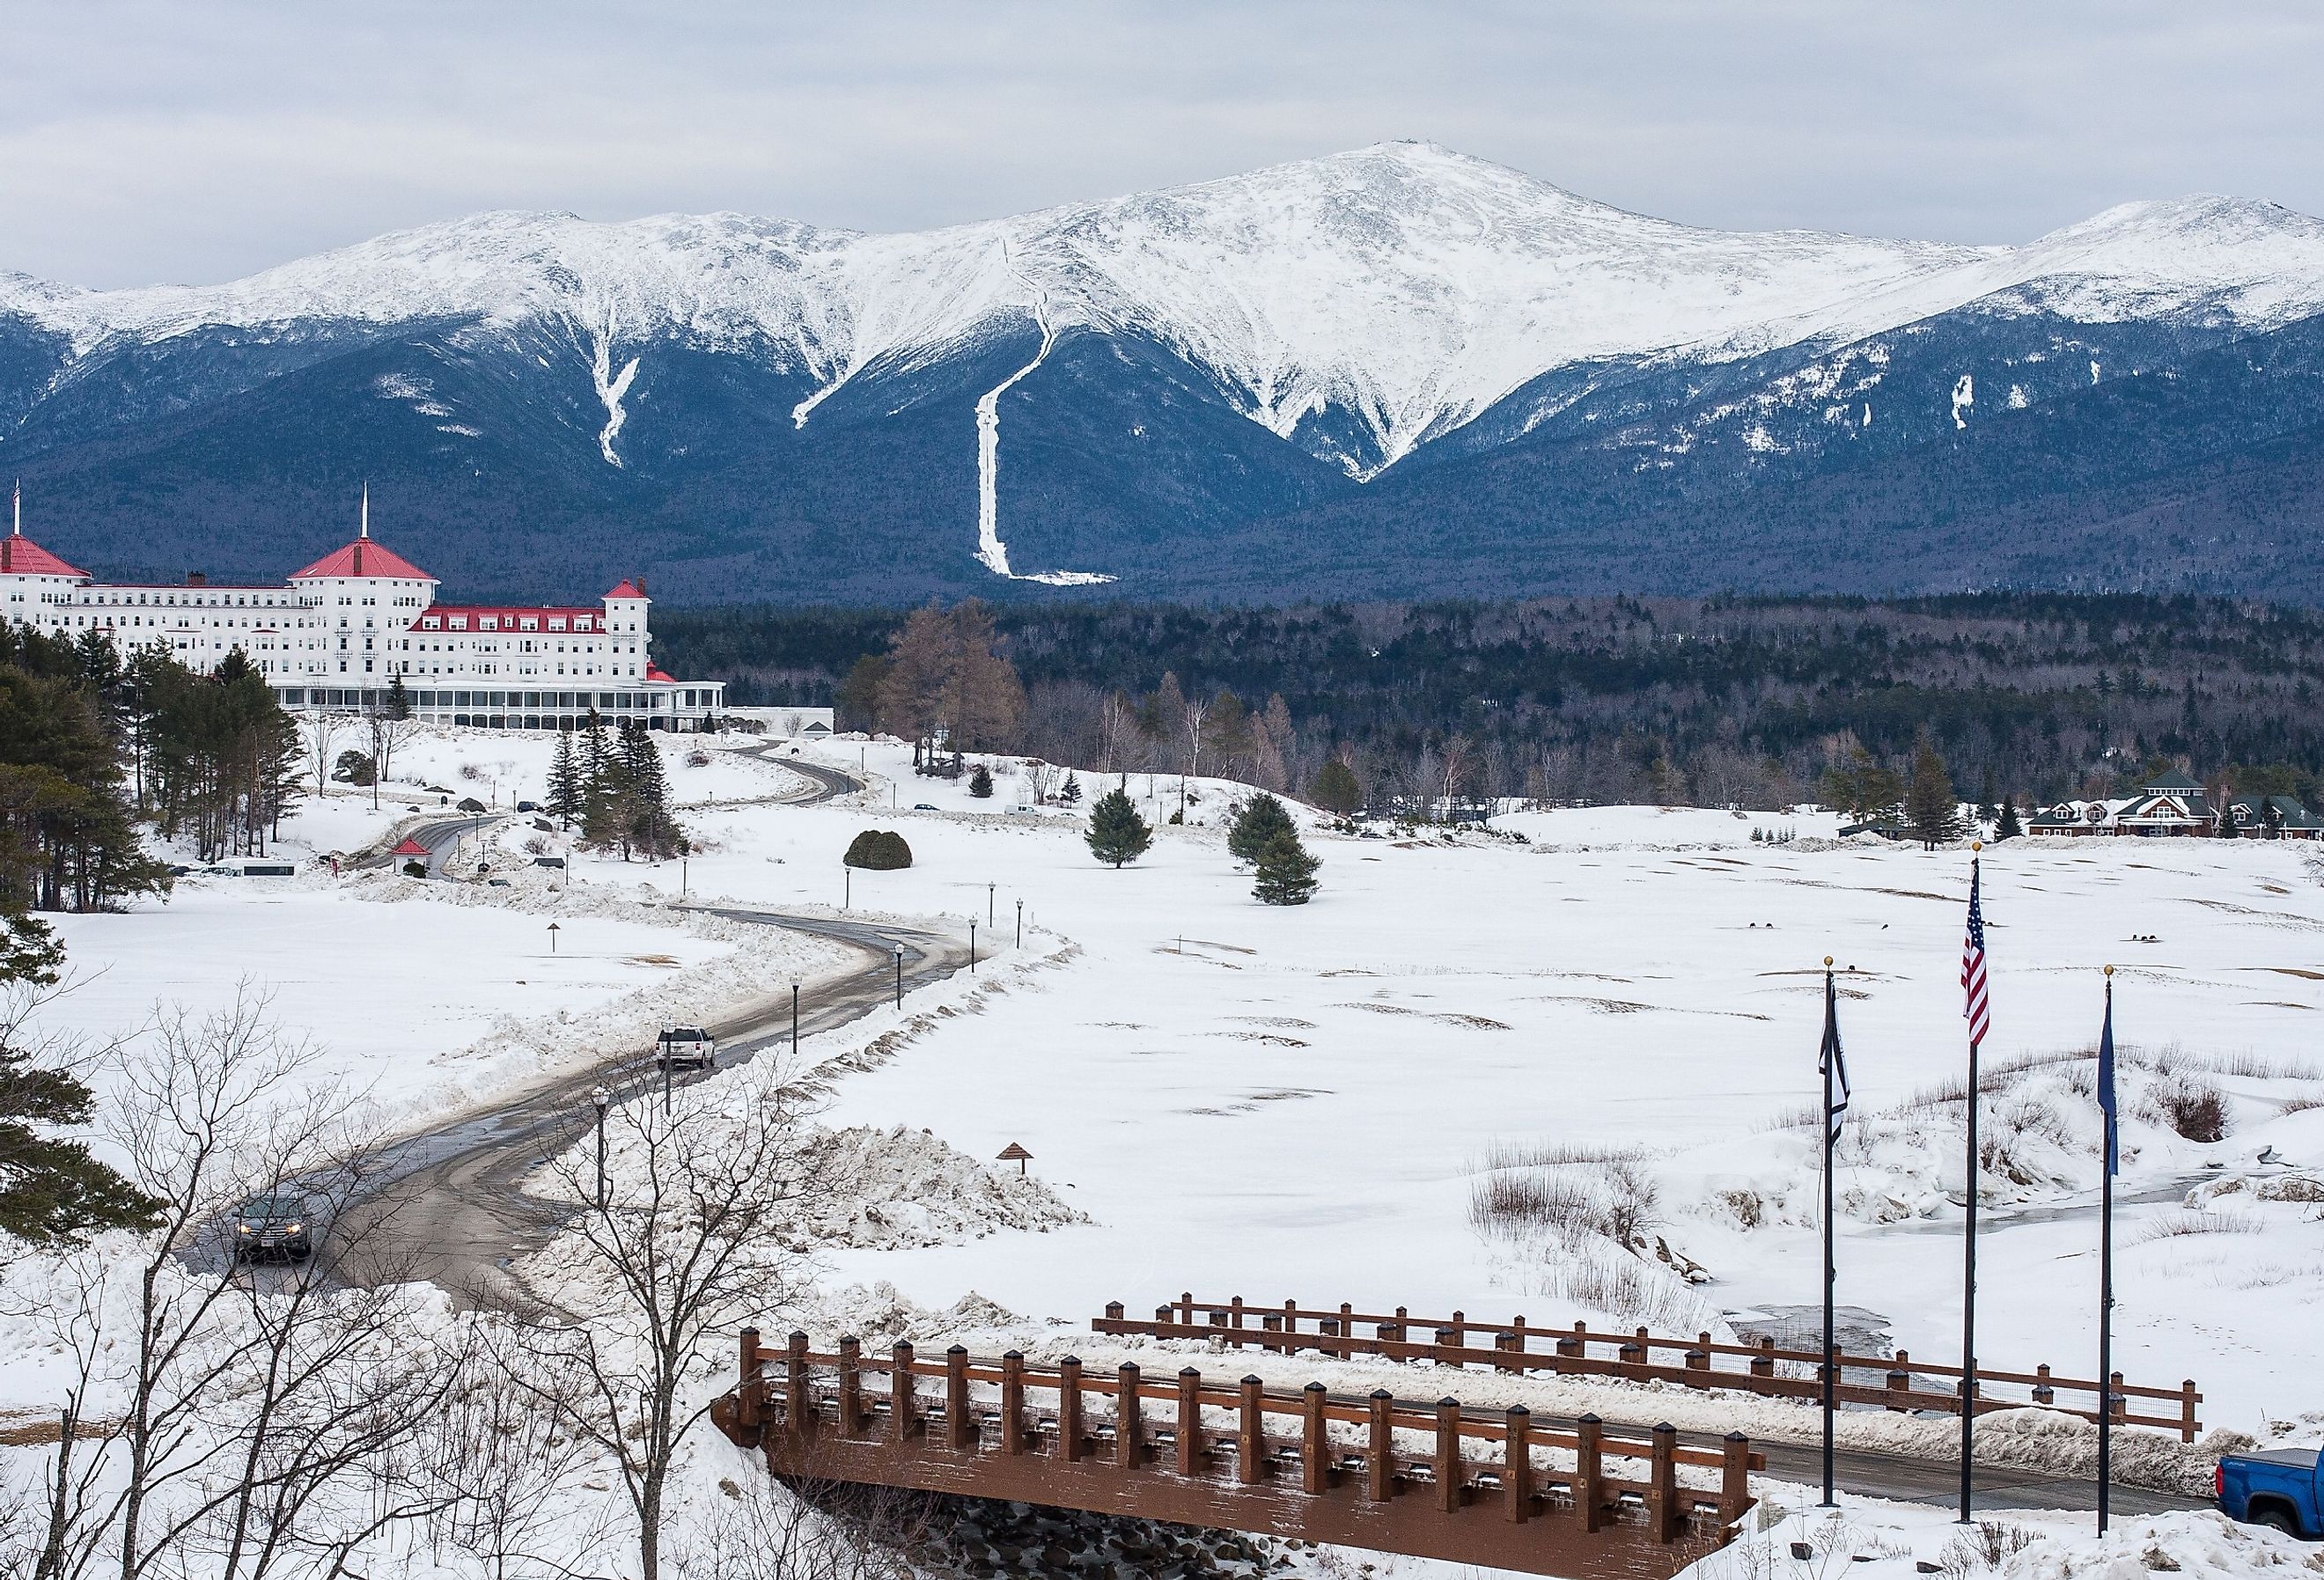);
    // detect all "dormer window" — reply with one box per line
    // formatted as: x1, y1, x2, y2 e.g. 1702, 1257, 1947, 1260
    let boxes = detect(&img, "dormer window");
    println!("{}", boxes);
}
519, 616, 538, 631
449, 616, 468, 631
548, 617, 567, 631
481, 616, 498, 631
421, 616, 440, 629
